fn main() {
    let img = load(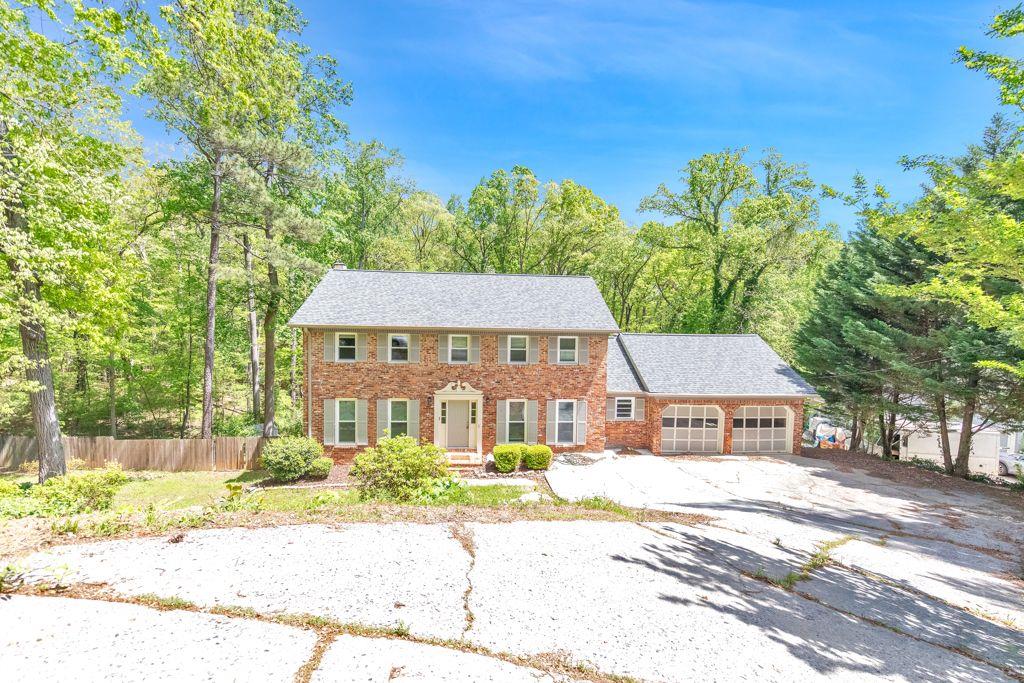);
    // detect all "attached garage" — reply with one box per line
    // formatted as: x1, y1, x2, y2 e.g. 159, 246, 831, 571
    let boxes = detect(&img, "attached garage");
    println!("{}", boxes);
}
732, 405, 792, 453
660, 405, 723, 453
